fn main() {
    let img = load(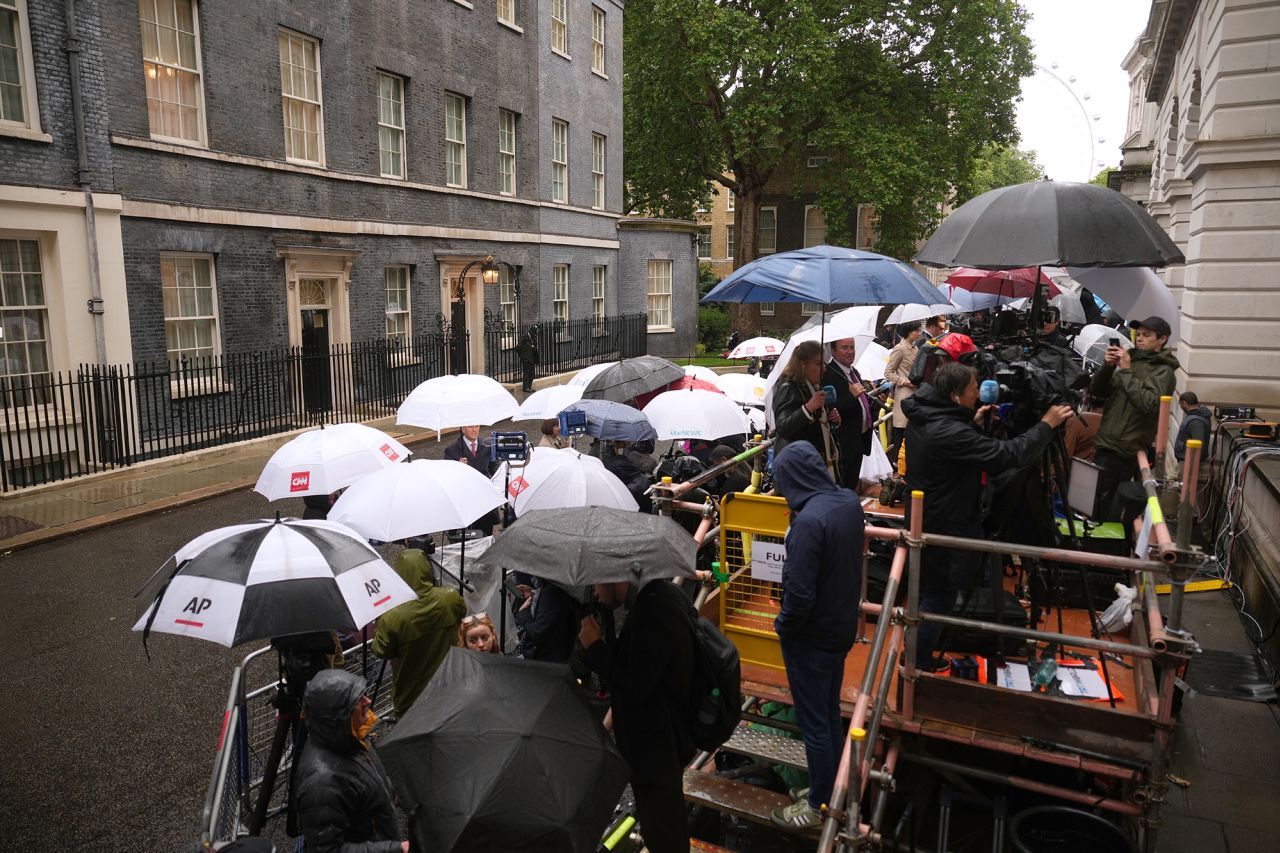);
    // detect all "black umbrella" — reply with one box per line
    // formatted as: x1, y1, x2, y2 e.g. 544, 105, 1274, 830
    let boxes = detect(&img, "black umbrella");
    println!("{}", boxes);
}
475, 506, 697, 586
581, 355, 684, 402
379, 649, 629, 853
914, 180, 1185, 270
